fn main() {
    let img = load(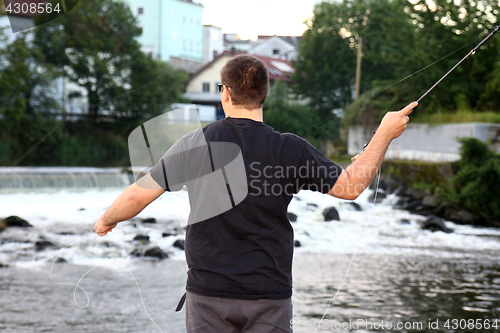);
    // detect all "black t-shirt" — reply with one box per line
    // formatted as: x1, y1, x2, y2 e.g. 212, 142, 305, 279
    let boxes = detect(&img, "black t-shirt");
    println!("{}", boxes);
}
150, 117, 342, 300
